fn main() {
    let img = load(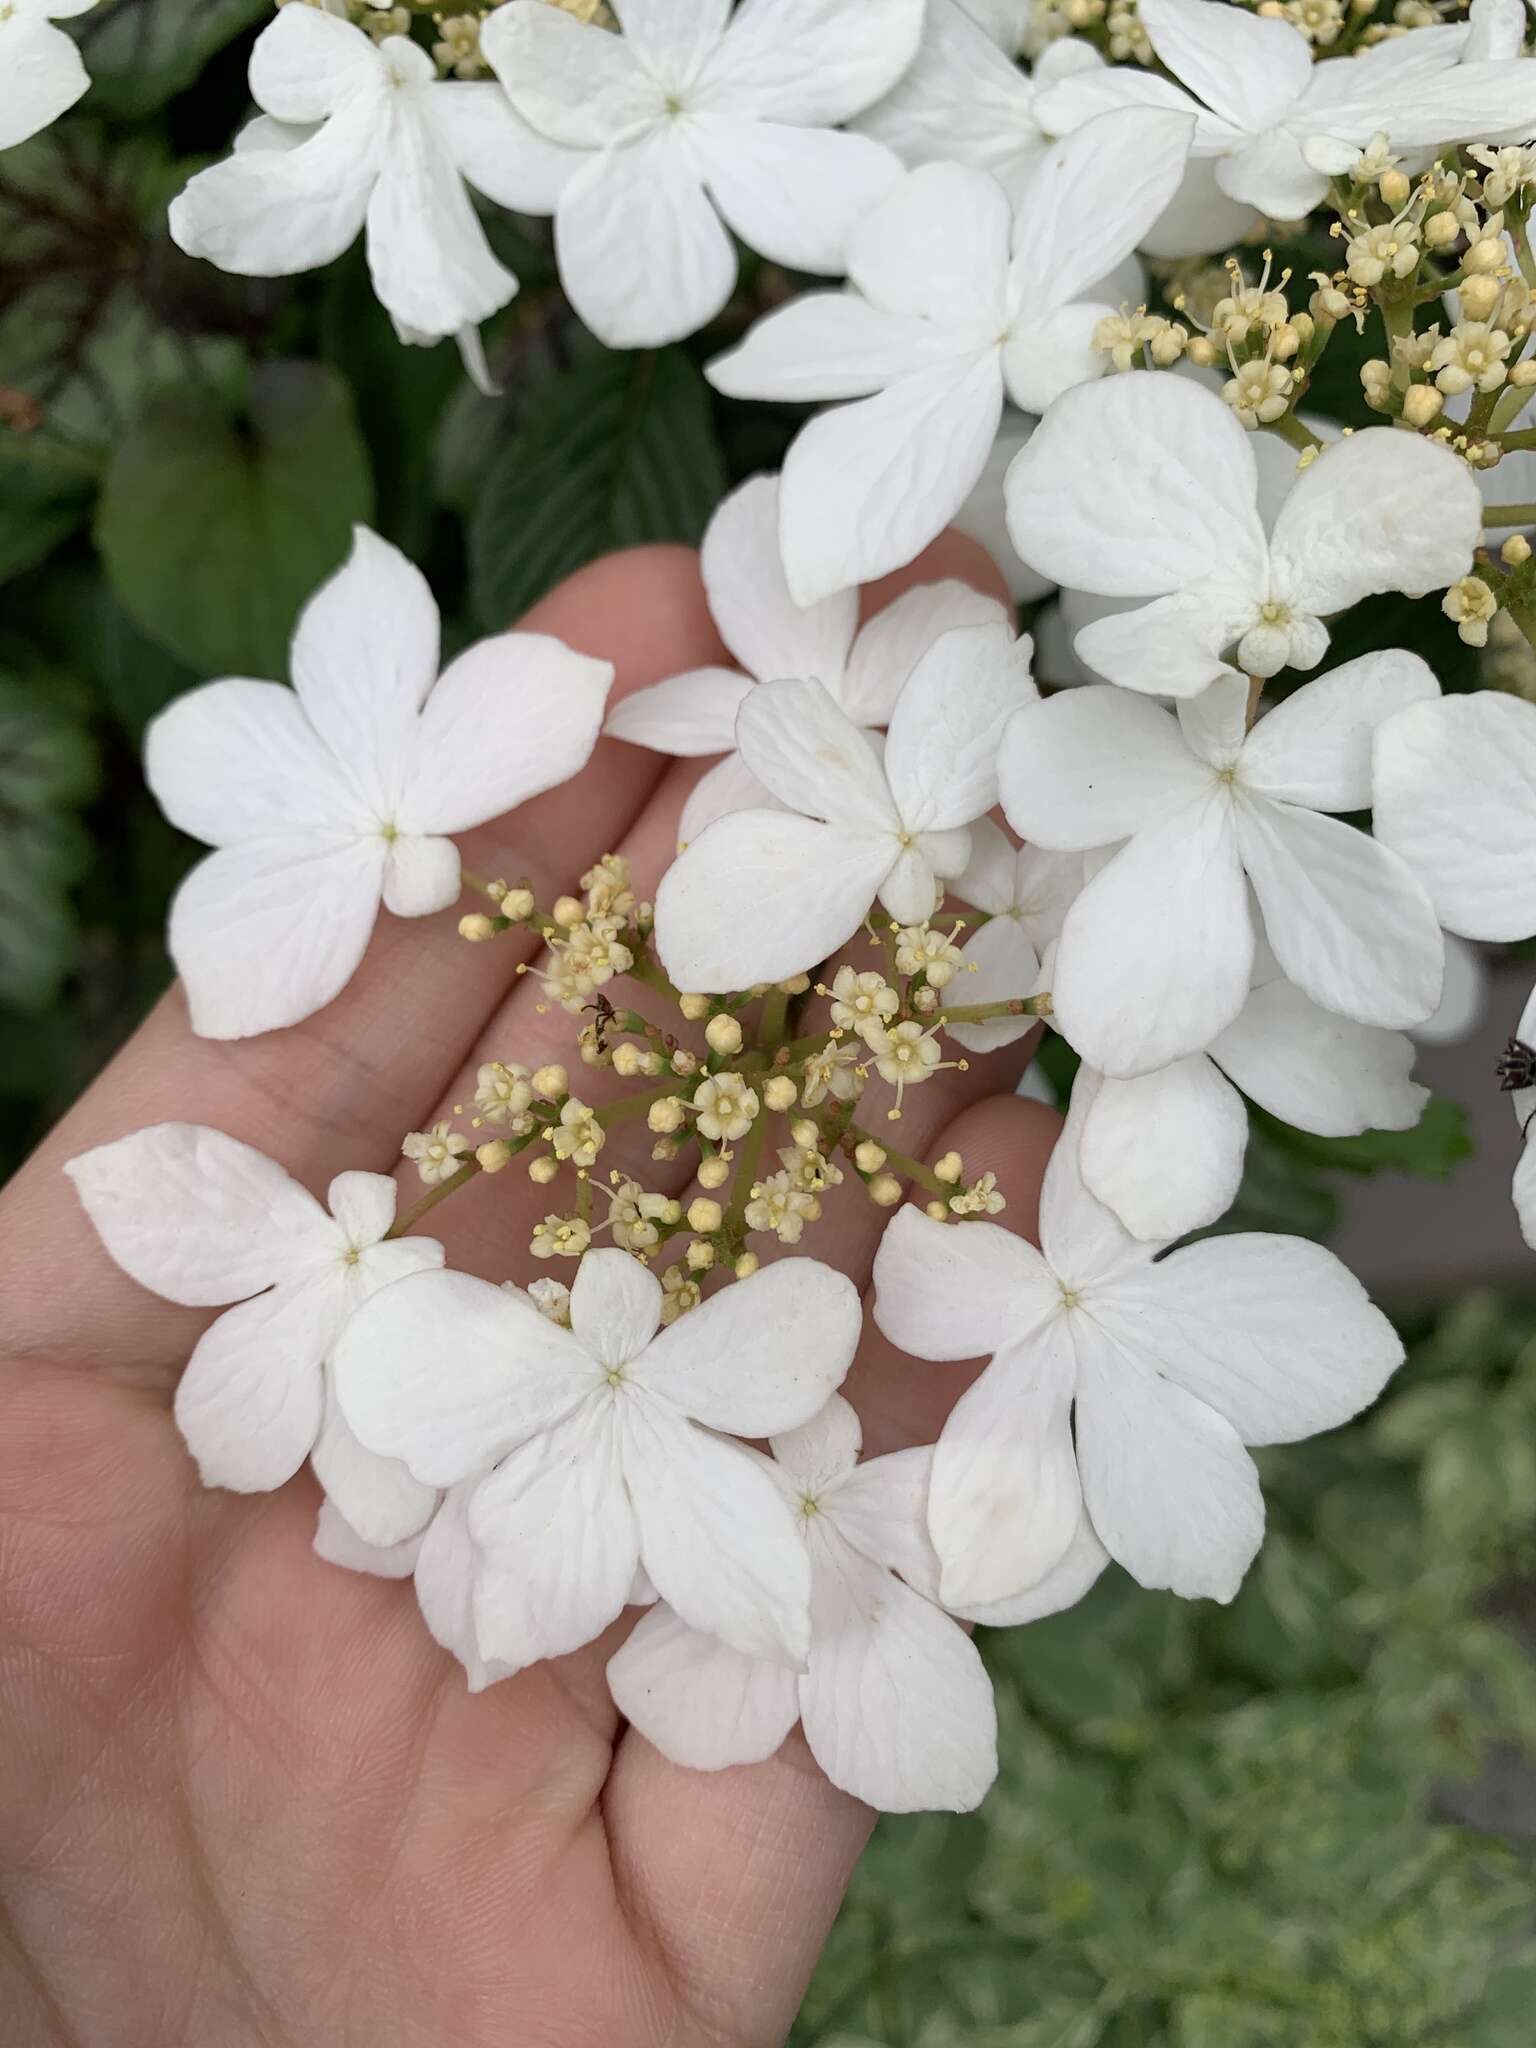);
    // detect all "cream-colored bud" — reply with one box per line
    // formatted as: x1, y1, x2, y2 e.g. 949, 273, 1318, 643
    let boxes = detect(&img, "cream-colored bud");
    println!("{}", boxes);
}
551, 895, 585, 929
459, 912, 496, 942
763, 1075, 799, 1111
1503, 534, 1533, 565
867, 1173, 903, 1208
790, 1119, 820, 1150
933, 1151, 963, 1185
533, 1063, 569, 1100
612, 1042, 645, 1077
686, 1238, 716, 1271
1460, 273, 1503, 323
1402, 383, 1444, 426
1148, 321, 1187, 366
1185, 334, 1218, 367
528, 1153, 559, 1185
1424, 210, 1461, 249
1511, 359, 1536, 386
670, 1048, 699, 1077
697, 1154, 730, 1189
1311, 282, 1351, 322
501, 887, 536, 920
854, 1139, 887, 1173
648, 1096, 687, 1134
1290, 310, 1316, 347
1379, 168, 1411, 210
1464, 237, 1506, 275
734, 1251, 760, 1279
687, 1197, 723, 1233
777, 973, 811, 995
678, 992, 711, 1021
1270, 322, 1301, 360
912, 985, 940, 1015
475, 1140, 512, 1173
925, 1200, 949, 1221
705, 1012, 744, 1056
